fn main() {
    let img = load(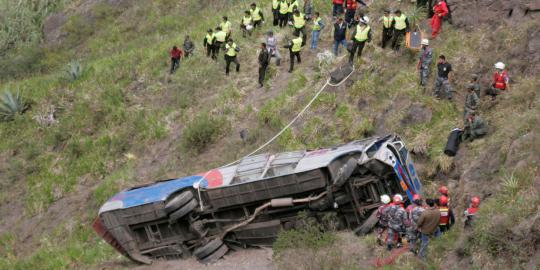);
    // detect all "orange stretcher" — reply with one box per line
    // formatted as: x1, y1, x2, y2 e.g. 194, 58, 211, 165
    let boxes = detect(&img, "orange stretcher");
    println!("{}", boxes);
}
406, 31, 424, 50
